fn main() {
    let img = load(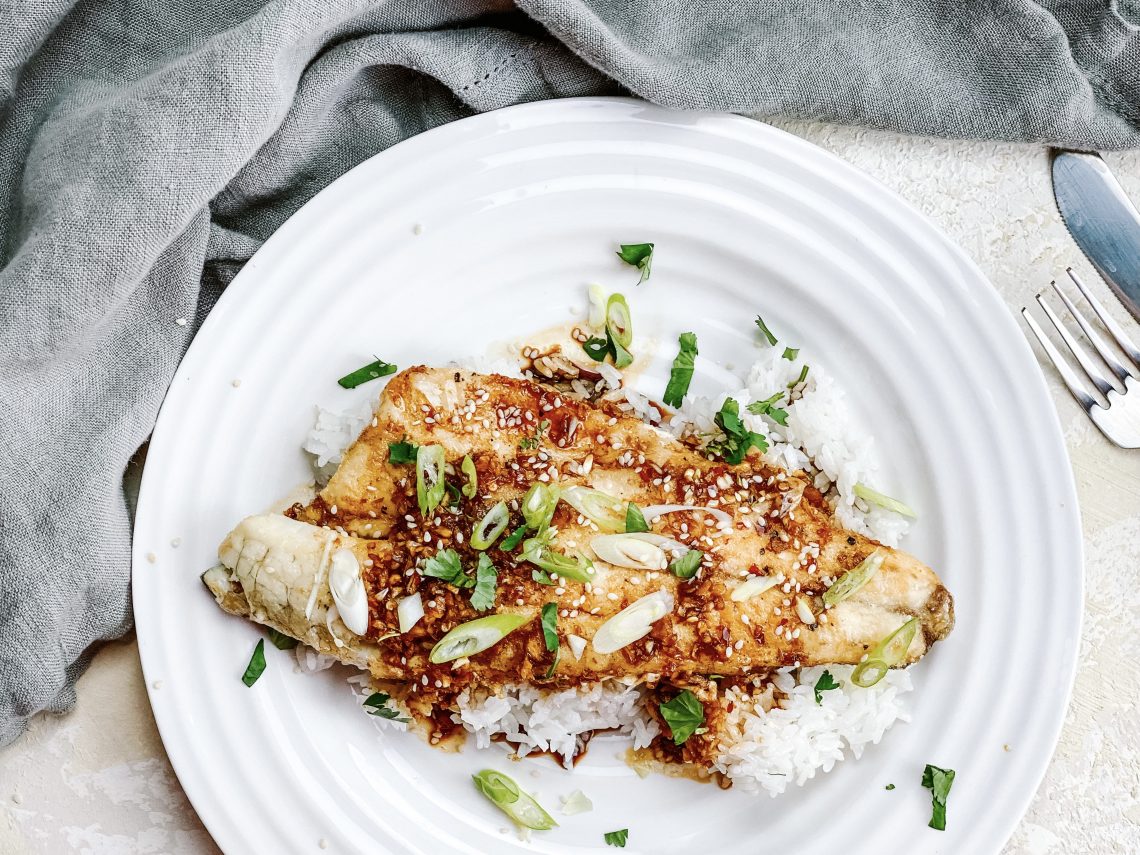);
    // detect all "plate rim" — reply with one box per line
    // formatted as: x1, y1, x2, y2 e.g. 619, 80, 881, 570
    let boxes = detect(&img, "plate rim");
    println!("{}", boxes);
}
132, 95, 1084, 854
